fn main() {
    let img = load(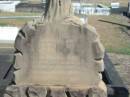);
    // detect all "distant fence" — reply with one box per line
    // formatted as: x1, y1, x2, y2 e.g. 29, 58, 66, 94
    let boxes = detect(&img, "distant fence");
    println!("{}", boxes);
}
74, 7, 110, 15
